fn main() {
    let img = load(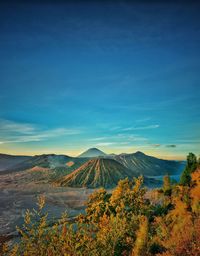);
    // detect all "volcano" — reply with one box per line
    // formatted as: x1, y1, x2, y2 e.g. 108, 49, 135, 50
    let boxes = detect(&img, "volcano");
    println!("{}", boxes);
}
57, 158, 138, 188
